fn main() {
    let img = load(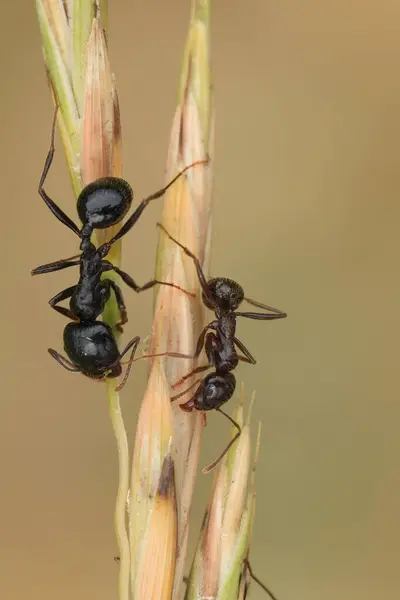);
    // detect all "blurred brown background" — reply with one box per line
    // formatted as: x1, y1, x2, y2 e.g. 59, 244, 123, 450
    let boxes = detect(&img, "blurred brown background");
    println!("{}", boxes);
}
1, 1, 399, 599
